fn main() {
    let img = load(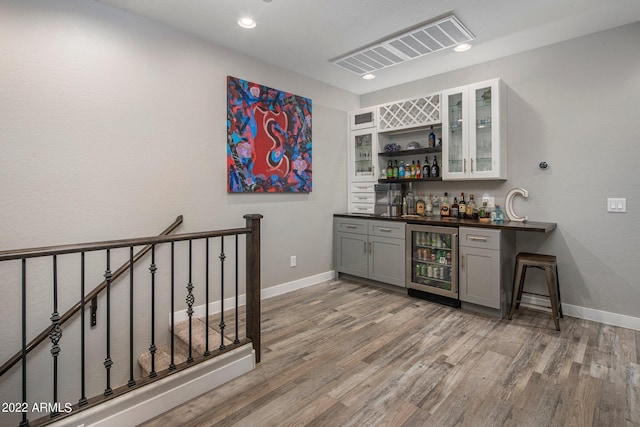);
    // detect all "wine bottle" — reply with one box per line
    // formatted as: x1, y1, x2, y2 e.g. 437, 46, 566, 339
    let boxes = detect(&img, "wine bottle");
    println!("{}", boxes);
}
387, 160, 393, 178
393, 160, 398, 178
431, 155, 440, 178
451, 197, 459, 218
416, 160, 422, 179
458, 193, 466, 219
422, 156, 430, 178
440, 192, 450, 217
429, 126, 436, 148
